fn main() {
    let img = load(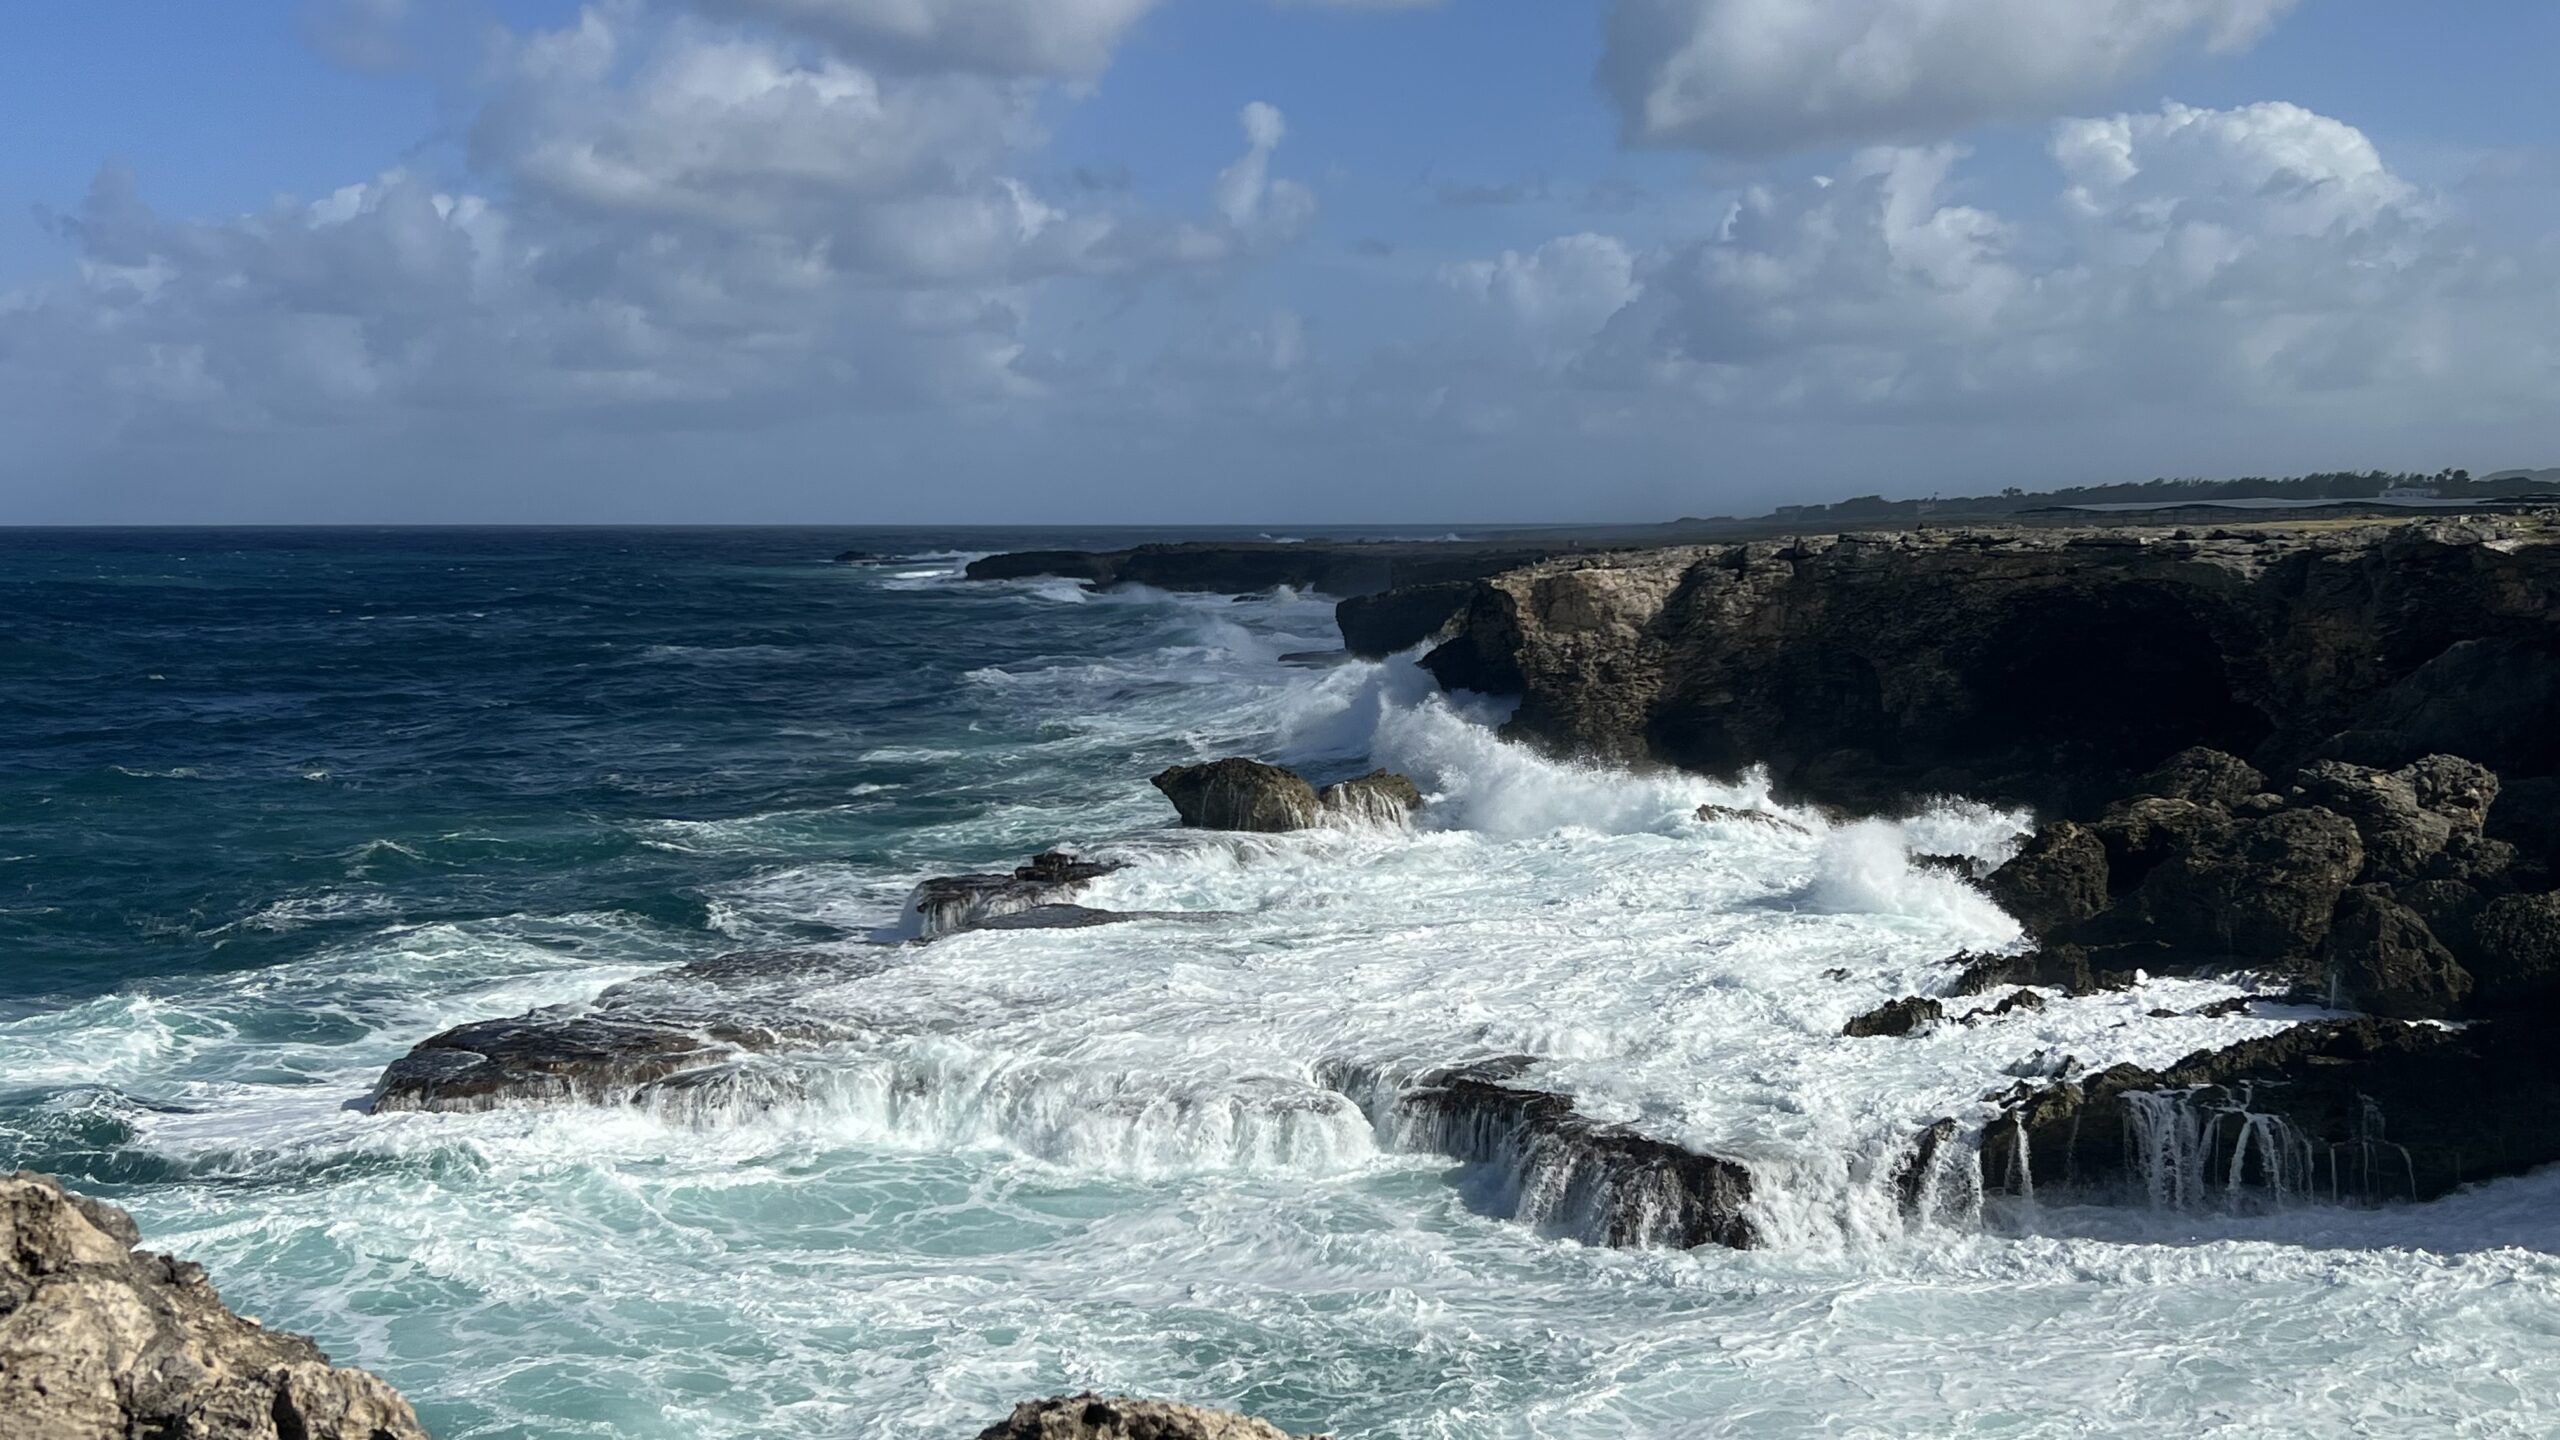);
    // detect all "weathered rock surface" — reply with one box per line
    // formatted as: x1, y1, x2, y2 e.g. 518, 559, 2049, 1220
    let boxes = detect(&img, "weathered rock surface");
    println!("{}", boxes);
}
1152, 759, 1321, 831
1982, 1019, 2560, 1204
976, 1394, 1321, 1440
1410, 519, 2560, 815
0, 1171, 427, 1440
1326, 1058, 1758, 1250
909, 850, 1127, 937
1842, 997, 1944, 1038
1151, 759, 1423, 831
